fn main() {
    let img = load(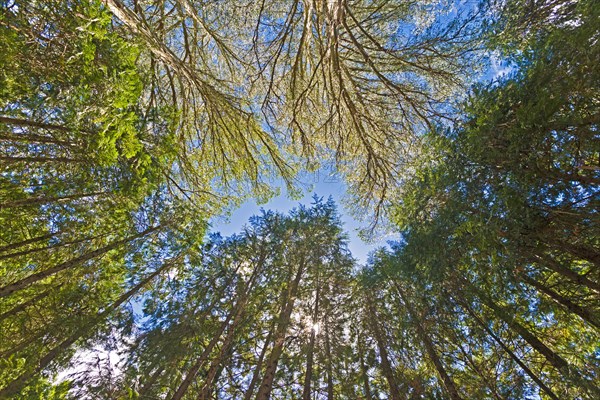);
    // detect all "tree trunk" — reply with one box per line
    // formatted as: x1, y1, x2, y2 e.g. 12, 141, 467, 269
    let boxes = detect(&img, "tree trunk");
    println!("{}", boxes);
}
302, 282, 320, 400
255, 259, 305, 400
0, 234, 101, 262
532, 254, 600, 293
325, 320, 334, 400
243, 326, 274, 400
460, 299, 559, 400
0, 258, 172, 397
174, 256, 264, 400
359, 347, 373, 400
0, 191, 107, 210
0, 233, 55, 254
365, 296, 402, 400
0, 284, 63, 322
0, 224, 162, 298
138, 366, 165, 399
393, 282, 462, 400
519, 274, 600, 329
0, 155, 84, 164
